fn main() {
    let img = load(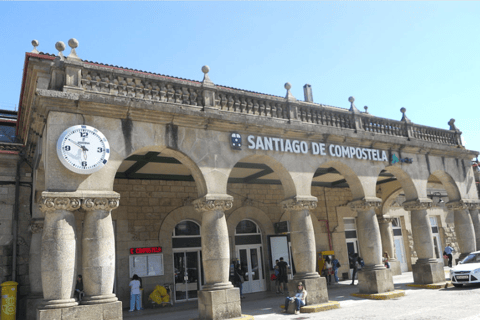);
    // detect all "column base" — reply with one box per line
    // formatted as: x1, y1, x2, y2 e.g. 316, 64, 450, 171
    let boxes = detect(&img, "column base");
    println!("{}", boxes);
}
357, 268, 394, 294
201, 282, 234, 291
37, 301, 122, 320
288, 276, 328, 305
42, 298, 78, 309
412, 261, 445, 284
389, 260, 402, 276
198, 287, 241, 320
82, 294, 118, 305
